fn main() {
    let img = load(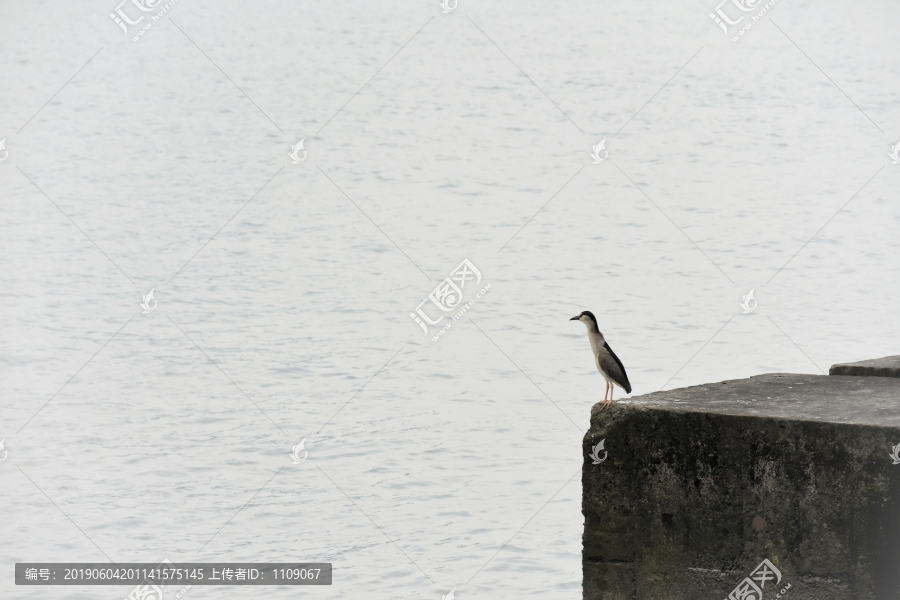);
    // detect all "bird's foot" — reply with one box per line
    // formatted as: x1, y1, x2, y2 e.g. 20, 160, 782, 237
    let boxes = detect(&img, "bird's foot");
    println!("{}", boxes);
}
598, 399, 616, 411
